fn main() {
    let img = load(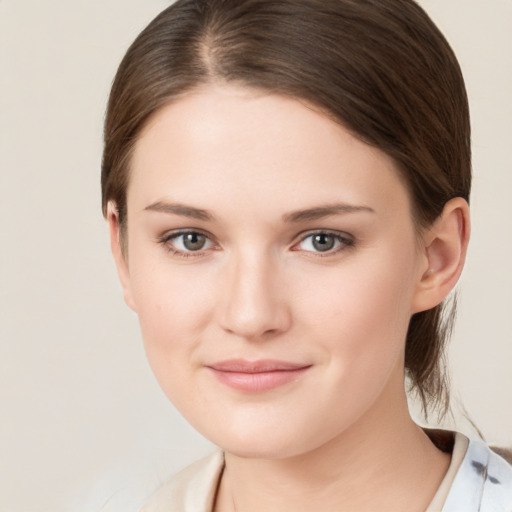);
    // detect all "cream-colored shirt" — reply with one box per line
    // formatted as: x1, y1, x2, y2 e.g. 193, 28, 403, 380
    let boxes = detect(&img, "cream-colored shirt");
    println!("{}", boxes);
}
425, 432, 469, 511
